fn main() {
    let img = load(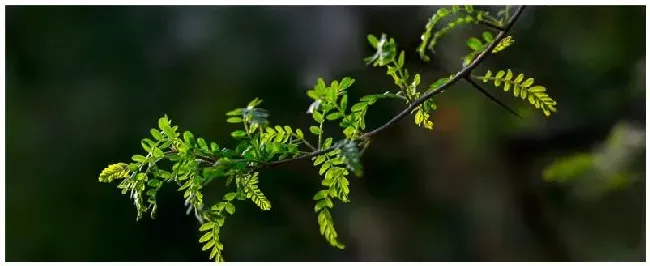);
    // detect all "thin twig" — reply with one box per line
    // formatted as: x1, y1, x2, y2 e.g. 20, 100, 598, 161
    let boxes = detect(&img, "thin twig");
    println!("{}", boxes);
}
463, 76, 523, 120
478, 20, 505, 31
301, 140, 318, 151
